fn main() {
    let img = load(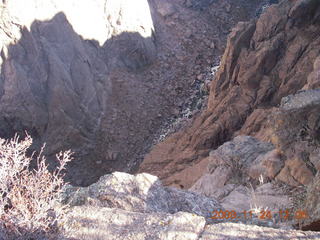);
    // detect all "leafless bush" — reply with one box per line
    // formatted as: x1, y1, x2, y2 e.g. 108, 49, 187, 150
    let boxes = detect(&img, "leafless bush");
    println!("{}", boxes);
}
0, 134, 72, 239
